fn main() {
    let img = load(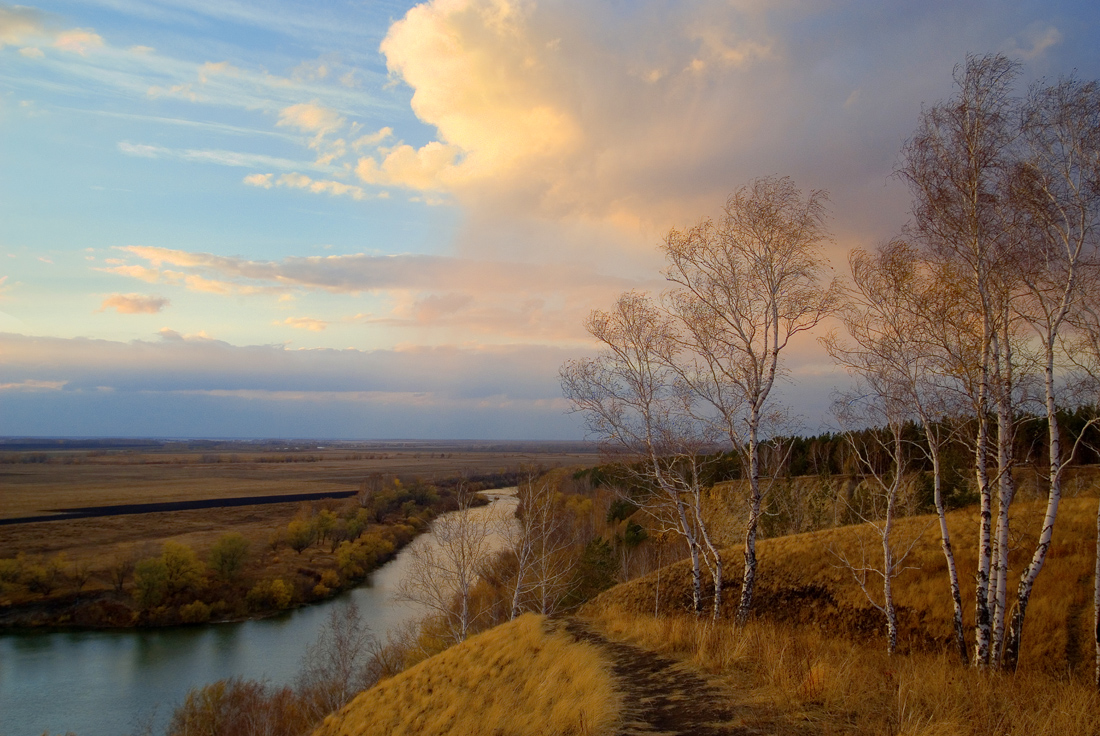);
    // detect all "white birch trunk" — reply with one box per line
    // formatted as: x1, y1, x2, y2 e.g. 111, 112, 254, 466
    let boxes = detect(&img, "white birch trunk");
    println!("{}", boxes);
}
928, 431, 968, 663
1094, 498, 1099, 689
1002, 341, 1063, 671
737, 427, 761, 625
